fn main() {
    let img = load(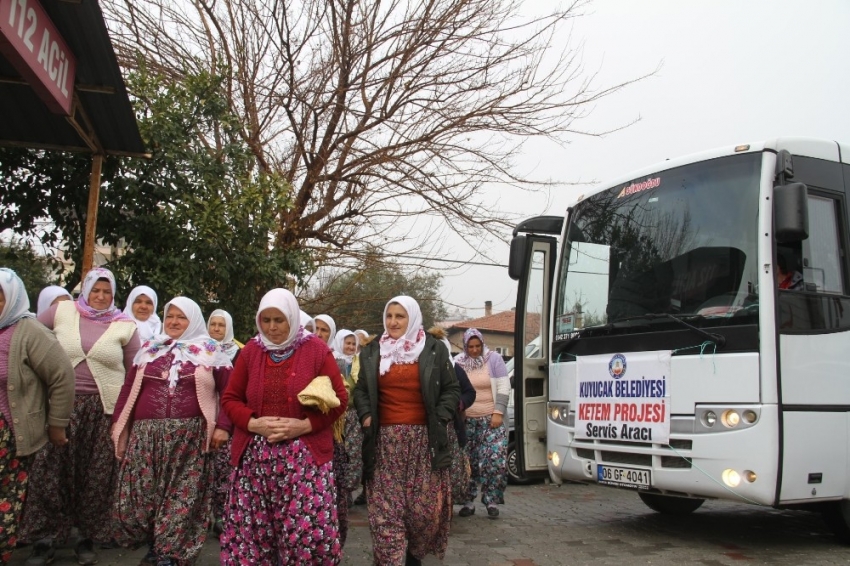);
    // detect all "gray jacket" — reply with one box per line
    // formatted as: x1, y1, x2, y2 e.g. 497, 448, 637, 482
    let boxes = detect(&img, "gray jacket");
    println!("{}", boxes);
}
354, 334, 459, 480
